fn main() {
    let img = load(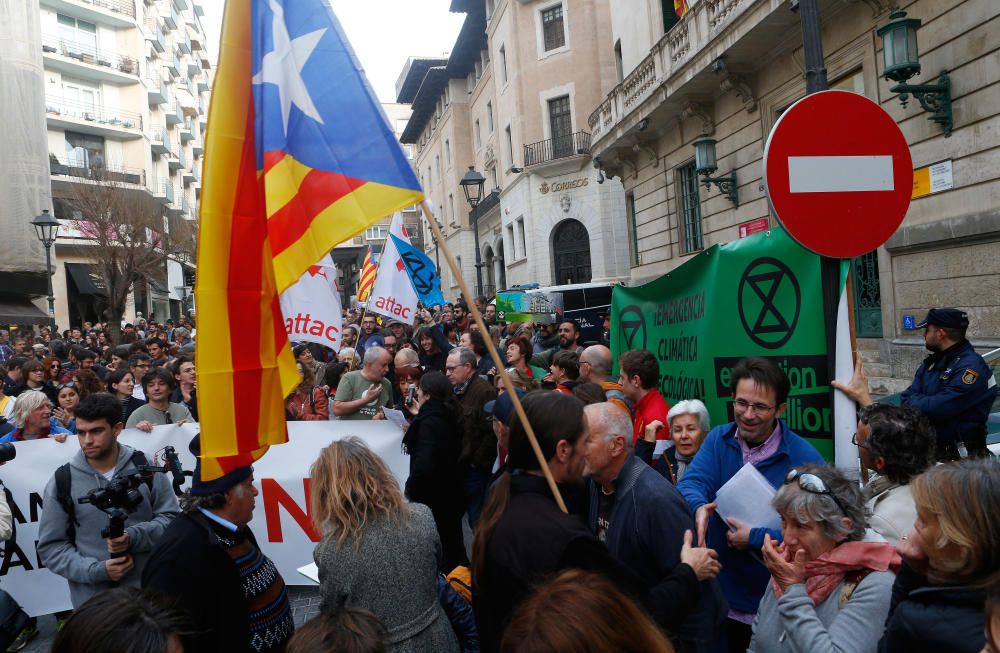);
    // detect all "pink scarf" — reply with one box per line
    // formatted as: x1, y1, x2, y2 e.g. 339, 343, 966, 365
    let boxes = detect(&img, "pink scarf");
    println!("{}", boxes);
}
771, 540, 901, 605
